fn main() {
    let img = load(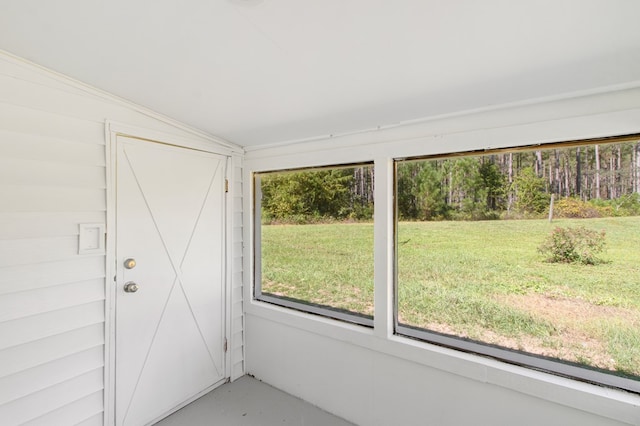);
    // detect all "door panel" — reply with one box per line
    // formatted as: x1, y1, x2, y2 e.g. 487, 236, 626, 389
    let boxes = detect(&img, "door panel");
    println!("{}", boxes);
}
115, 136, 226, 426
